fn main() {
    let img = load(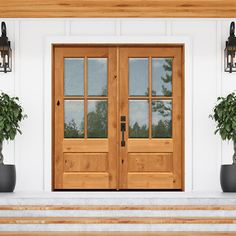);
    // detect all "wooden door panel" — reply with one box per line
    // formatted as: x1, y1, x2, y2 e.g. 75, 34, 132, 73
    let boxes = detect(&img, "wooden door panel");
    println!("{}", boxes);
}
128, 153, 173, 172
127, 139, 173, 153
63, 139, 108, 152
63, 173, 109, 189
127, 173, 175, 189
64, 153, 108, 172
53, 46, 117, 190
119, 46, 183, 190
